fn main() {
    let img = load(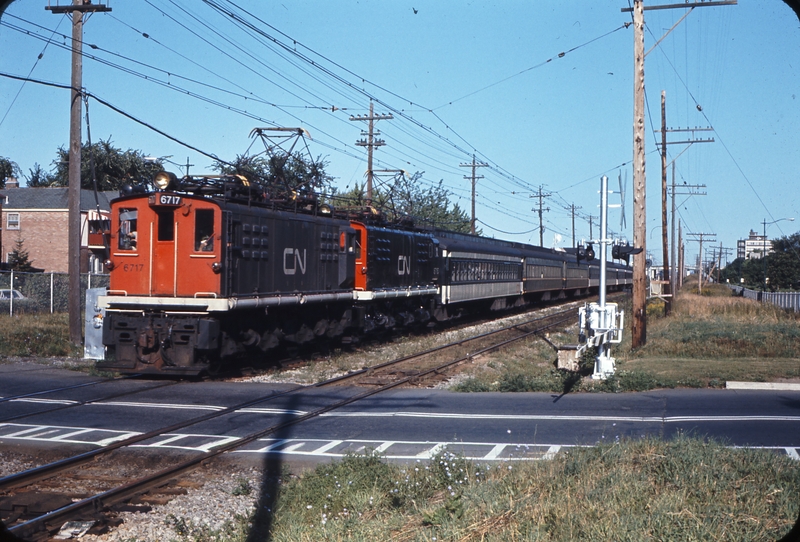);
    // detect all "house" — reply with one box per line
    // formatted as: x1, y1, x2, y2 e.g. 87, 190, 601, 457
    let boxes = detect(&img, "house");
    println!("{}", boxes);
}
0, 181, 116, 273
